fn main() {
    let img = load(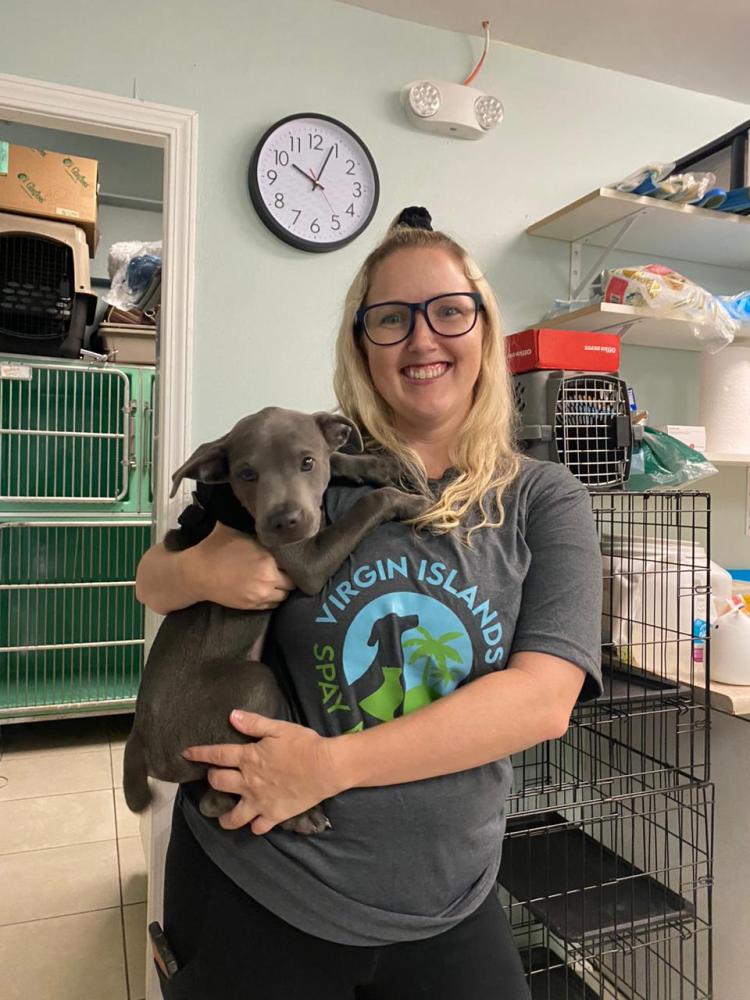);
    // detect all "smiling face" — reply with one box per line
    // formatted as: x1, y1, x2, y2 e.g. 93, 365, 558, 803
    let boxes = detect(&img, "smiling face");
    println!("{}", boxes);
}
361, 247, 483, 442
